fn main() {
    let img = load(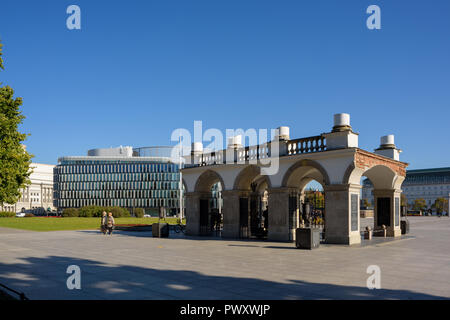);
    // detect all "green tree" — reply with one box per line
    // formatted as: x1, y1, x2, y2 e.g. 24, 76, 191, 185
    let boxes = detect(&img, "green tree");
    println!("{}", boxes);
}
0, 40, 33, 205
362, 198, 370, 208
432, 198, 449, 214
401, 193, 408, 208
134, 208, 145, 218
412, 198, 427, 212
305, 189, 324, 208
